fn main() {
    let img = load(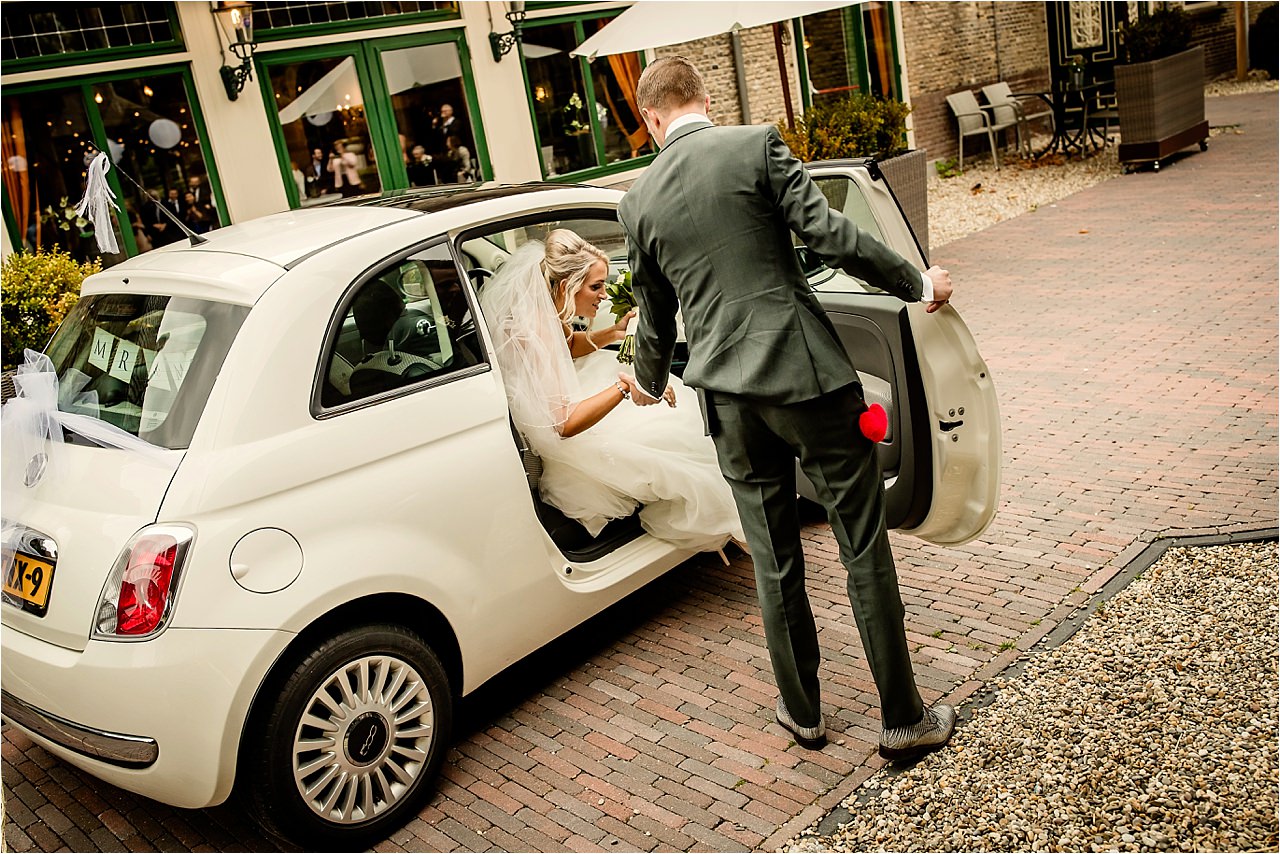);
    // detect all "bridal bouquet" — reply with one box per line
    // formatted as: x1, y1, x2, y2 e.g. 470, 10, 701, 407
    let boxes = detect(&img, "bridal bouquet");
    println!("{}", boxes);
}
606, 269, 638, 364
